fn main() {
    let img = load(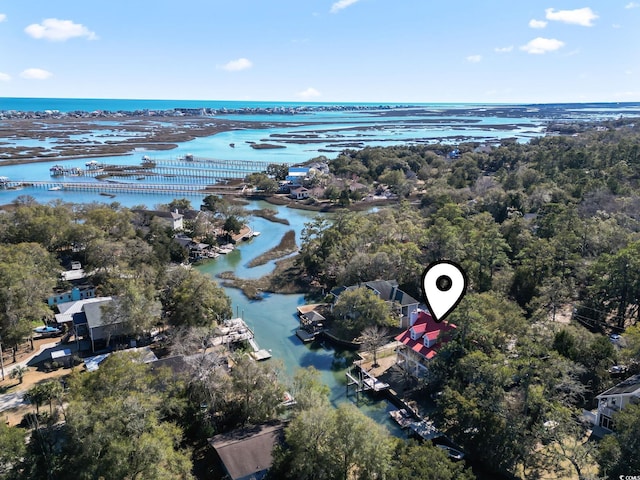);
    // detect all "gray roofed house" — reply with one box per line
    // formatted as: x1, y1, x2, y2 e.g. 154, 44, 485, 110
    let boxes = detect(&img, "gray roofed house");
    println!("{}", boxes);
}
55, 297, 126, 352
595, 373, 640, 432
330, 279, 420, 328
209, 422, 286, 480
